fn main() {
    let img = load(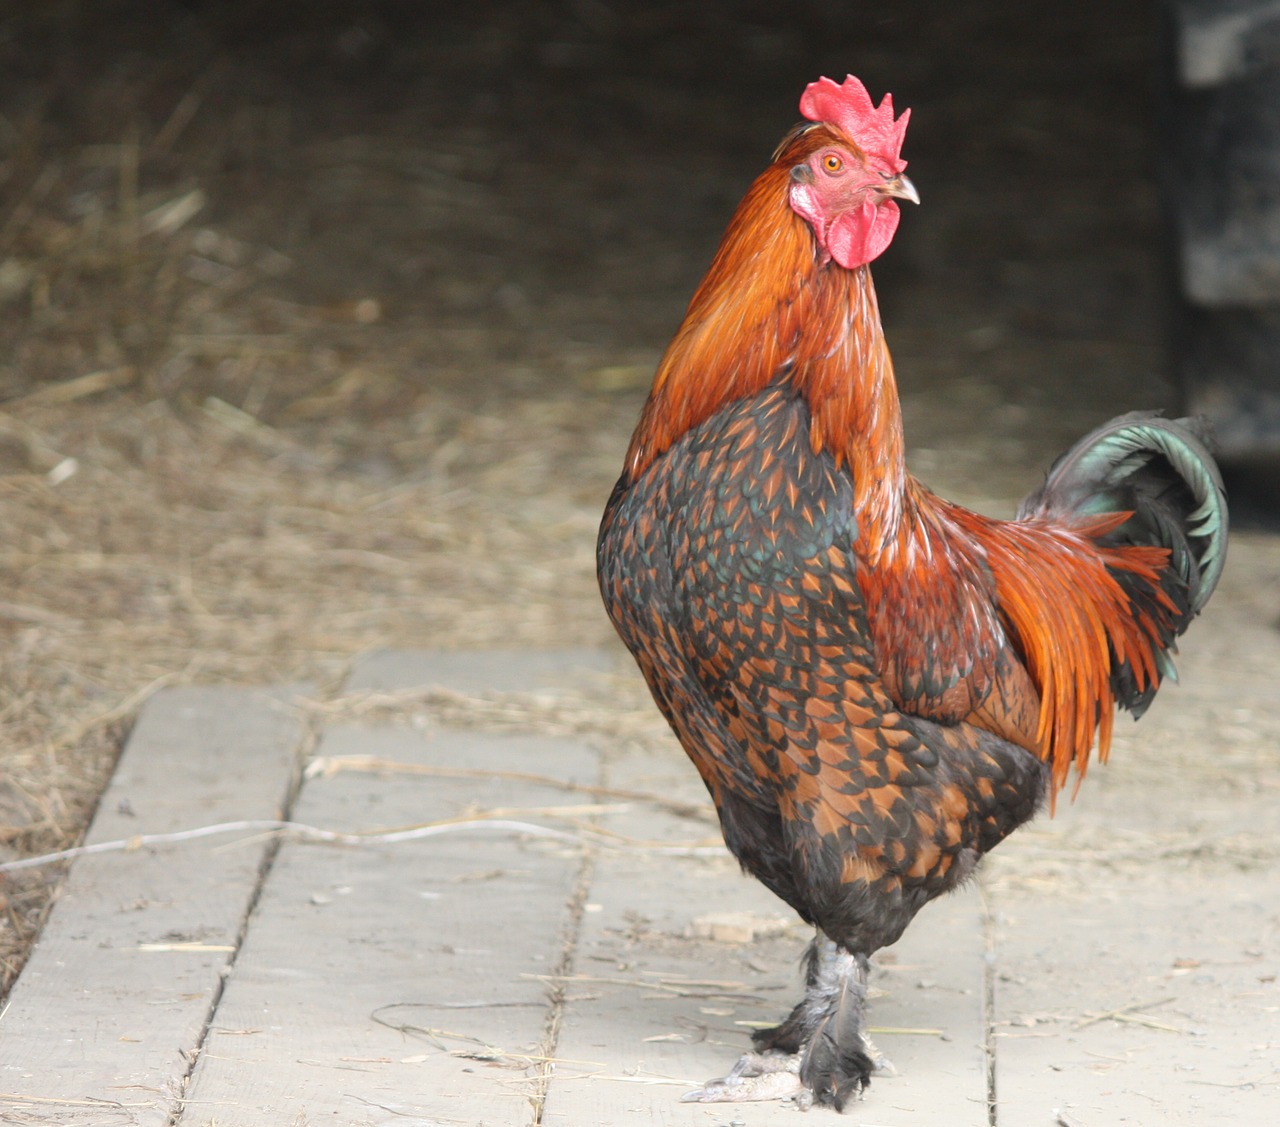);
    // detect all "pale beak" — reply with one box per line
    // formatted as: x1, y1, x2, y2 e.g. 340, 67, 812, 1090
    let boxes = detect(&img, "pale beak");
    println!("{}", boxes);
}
879, 173, 919, 205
